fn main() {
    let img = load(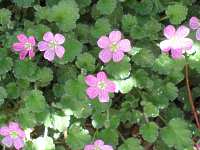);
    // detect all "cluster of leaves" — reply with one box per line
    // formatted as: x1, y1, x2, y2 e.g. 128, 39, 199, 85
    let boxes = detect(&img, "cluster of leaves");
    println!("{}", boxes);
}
0, 0, 200, 149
